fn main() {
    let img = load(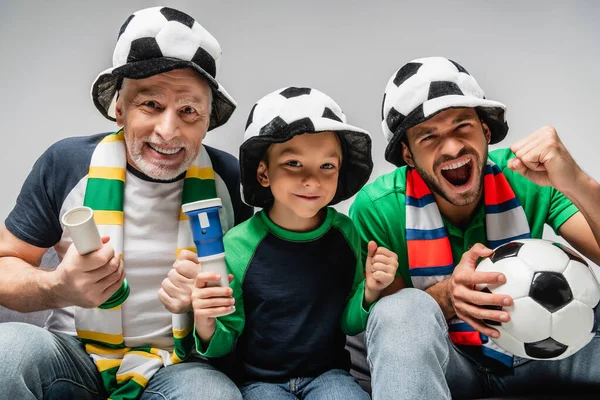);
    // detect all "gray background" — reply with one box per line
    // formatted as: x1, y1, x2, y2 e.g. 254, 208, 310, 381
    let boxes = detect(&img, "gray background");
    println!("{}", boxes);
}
1, 0, 599, 268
